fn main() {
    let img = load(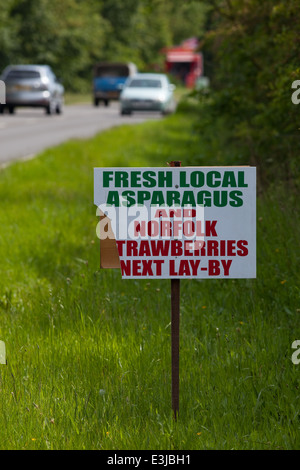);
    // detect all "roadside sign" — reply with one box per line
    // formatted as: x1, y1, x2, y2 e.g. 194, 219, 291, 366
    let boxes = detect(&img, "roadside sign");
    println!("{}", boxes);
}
94, 166, 256, 279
